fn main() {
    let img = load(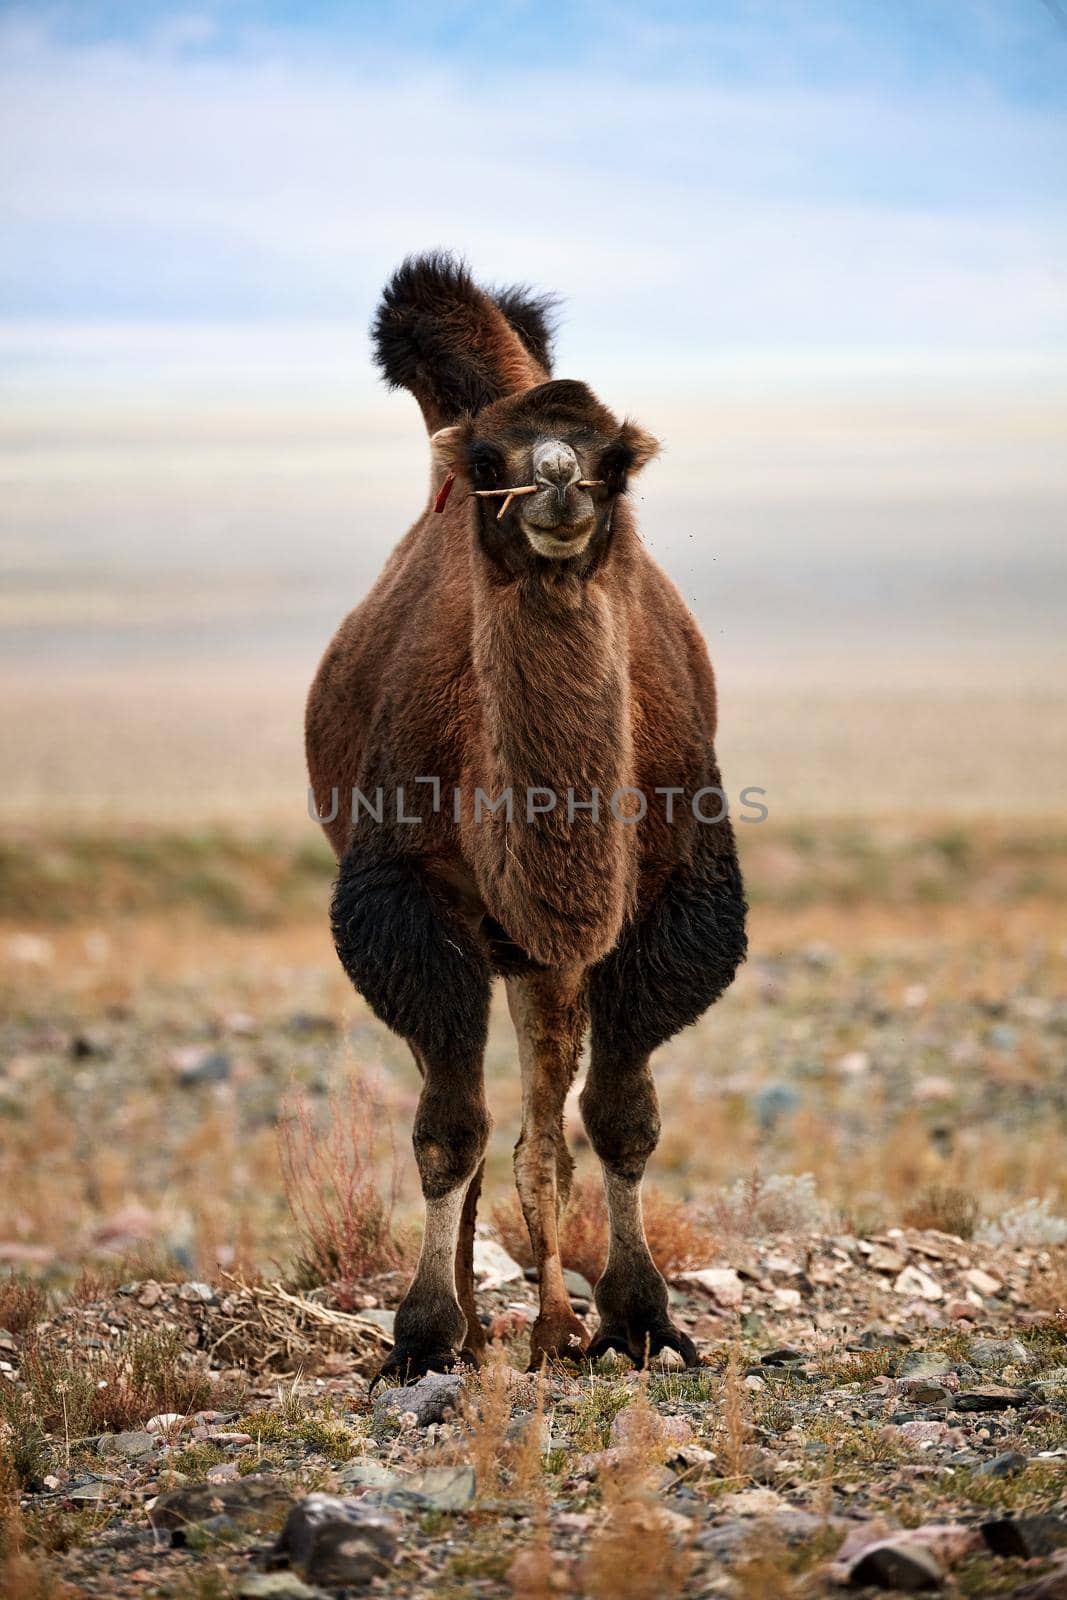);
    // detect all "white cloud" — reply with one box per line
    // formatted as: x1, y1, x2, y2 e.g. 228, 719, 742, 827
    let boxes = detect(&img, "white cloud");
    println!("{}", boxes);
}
0, 11, 1064, 372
